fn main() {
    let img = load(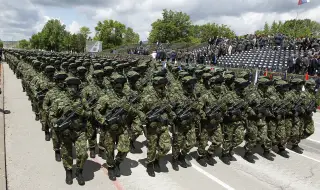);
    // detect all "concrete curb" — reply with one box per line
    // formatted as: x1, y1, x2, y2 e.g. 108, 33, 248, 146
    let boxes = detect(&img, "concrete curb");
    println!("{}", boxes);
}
0, 62, 7, 190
